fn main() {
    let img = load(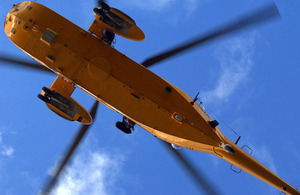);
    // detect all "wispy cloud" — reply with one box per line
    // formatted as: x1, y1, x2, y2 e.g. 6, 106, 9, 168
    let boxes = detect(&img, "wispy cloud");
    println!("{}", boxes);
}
0, 131, 14, 158
240, 134, 279, 193
127, 0, 175, 10
50, 150, 125, 195
251, 144, 279, 194
1, 146, 14, 157
202, 33, 256, 103
120, 0, 201, 14
252, 144, 278, 174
